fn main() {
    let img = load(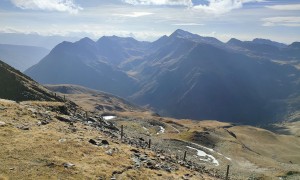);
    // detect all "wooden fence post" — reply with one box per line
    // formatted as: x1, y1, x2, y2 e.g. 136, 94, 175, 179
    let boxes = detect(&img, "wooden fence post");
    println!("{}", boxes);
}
148, 139, 151, 149
225, 165, 230, 180
121, 125, 124, 140
183, 151, 187, 161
